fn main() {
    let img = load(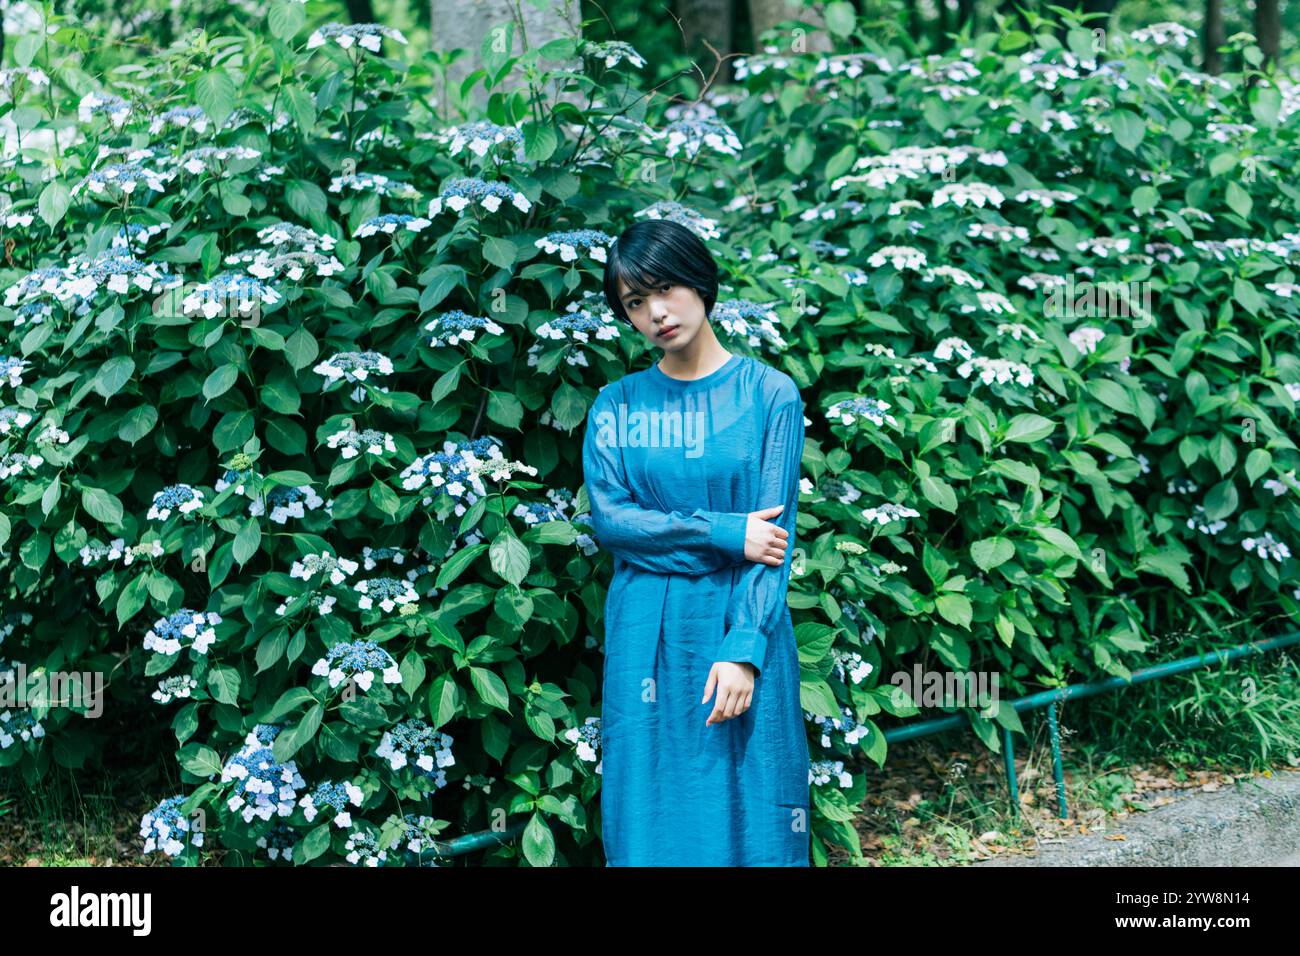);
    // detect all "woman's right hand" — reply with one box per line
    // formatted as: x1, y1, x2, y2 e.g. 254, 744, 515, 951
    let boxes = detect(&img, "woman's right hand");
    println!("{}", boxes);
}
743, 505, 788, 566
